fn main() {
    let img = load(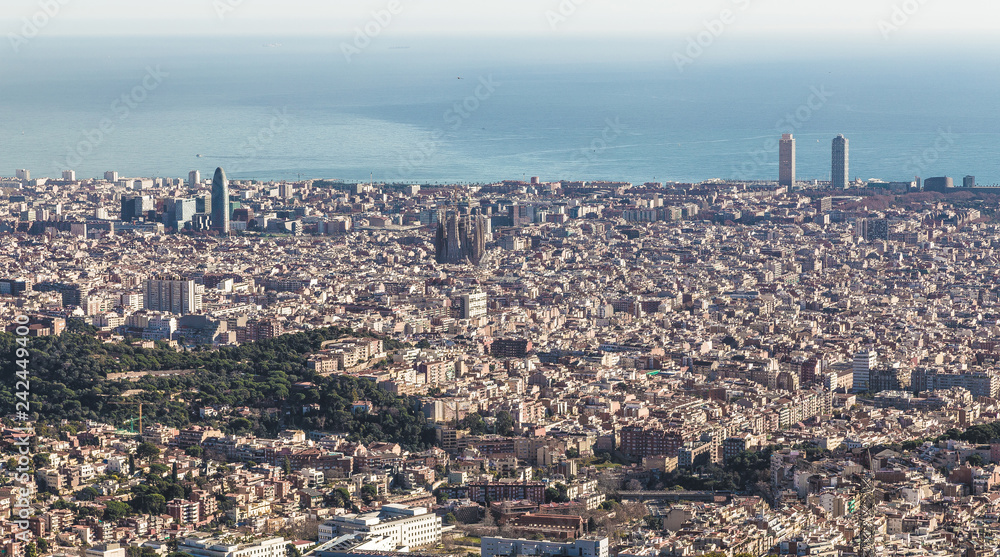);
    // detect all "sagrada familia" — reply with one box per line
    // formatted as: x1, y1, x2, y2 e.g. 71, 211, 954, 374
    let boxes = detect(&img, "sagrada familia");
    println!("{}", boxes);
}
434, 213, 487, 265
